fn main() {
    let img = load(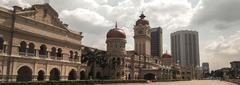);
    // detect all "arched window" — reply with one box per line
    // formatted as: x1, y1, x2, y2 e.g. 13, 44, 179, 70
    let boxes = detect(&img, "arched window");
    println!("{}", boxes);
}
39, 44, 47, 56
49, 68, 60, 81
112, 58, 115, 64
0, 37, 4, 50
37, 70, 45, 81
96, 71, 102, 79
16, 66, 32, 81
117, 58, 120, 65
80, 71, 86, 80
57, 48, 62, 57
28, 43, 35, 56
128, 74, 131, 80
19, 41, 27, 55
116, 72, 120, 78
69, 51, 73, 59
112, 58, 116, 70
50, 47, 56, 57
74, 51, 78, 59
68, 69, 77, 80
